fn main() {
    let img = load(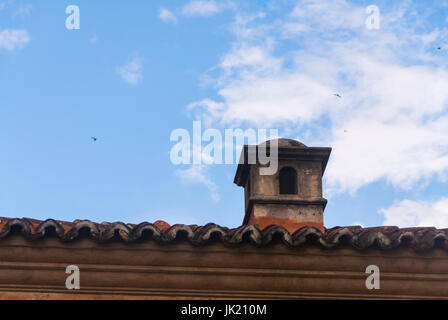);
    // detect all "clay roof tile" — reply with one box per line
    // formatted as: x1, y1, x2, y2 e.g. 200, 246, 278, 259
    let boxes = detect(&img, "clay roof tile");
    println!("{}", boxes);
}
1, 216, 447, 251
